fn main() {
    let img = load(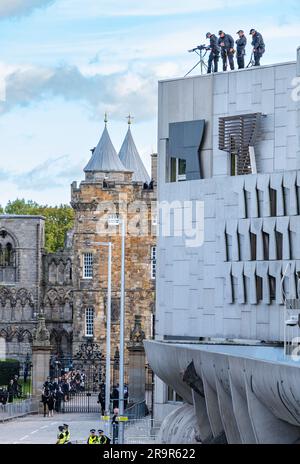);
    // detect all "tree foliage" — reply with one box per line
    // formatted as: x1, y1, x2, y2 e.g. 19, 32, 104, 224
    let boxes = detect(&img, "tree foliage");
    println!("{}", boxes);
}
3, 199, 75, 253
